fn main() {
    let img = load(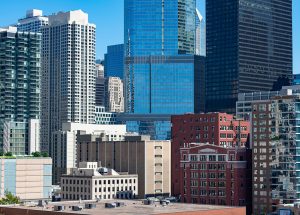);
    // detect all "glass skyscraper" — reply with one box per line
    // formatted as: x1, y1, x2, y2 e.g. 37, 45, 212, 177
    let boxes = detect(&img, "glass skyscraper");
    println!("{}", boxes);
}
195, 9, 206, 57
206, 0, 293, 113
124, 0, 201, 115
123, 0, 205, 140
104, 44, 124, 79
